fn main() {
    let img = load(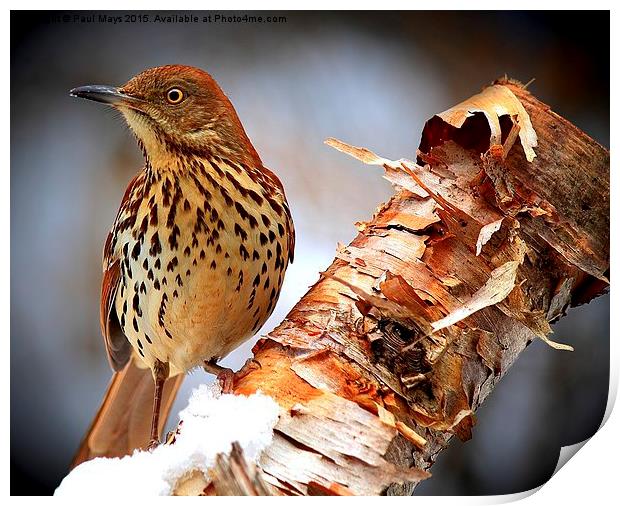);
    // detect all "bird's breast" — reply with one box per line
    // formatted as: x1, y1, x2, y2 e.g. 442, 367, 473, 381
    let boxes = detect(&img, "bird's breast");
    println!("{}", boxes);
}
112, 156, 292, 374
